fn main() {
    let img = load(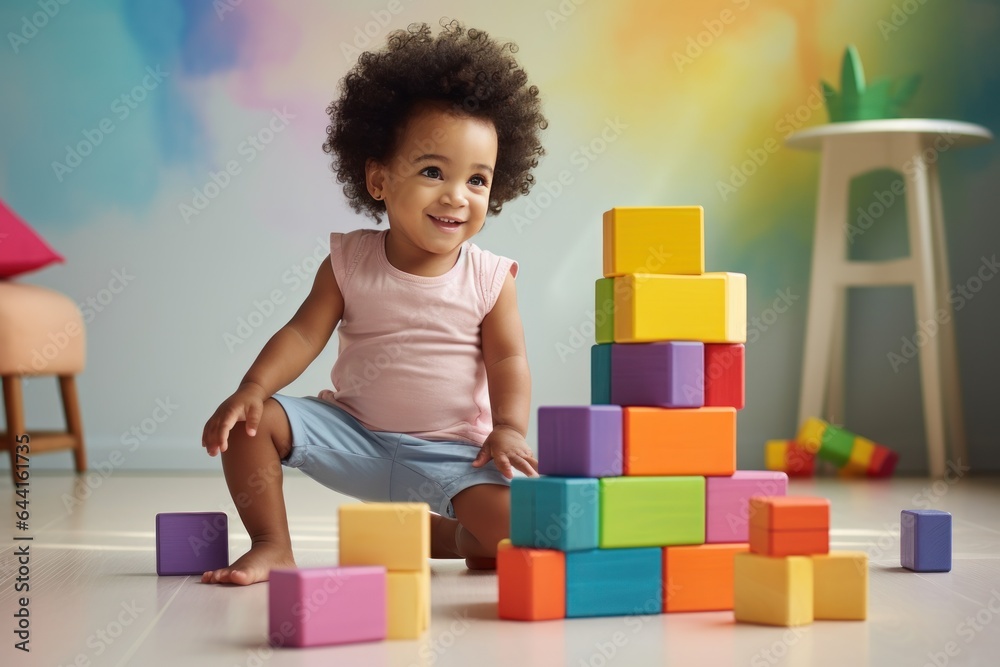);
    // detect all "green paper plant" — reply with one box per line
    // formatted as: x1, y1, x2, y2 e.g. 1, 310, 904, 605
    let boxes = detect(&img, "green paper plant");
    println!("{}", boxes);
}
822, 45, 921, 123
